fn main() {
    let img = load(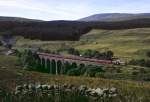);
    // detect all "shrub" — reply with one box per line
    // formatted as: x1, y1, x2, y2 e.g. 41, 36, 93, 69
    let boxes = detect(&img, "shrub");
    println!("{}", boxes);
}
132, 71, 139, 75
84, 65, 105, 77
145, 60, 150, 67
17, 50, 39, 70
106, 50, 114, 60
139, 68, 147, 74
129, 59, 149, 67
68, 48, 80, 56
95, 72, 105, 78
146, 51, 150, 58
82, 49, 114, 60
116, 68, 122, 73
67, 68, 80, 76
